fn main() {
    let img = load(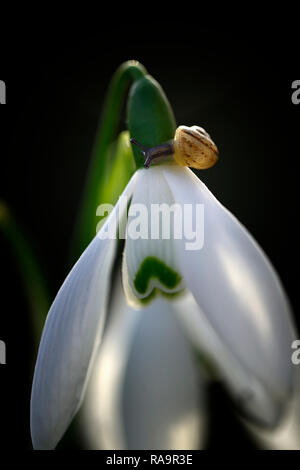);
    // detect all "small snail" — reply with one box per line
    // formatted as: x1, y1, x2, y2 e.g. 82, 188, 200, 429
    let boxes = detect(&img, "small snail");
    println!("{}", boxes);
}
130, 125, 219, 169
